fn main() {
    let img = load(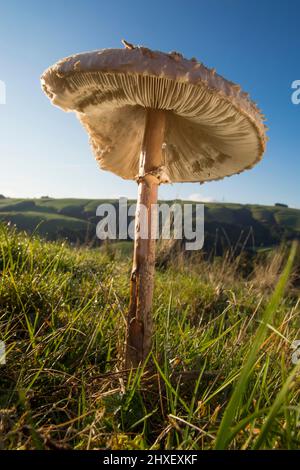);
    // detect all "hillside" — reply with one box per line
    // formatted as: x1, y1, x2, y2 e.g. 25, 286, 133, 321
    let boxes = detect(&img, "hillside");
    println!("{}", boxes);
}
0, 197, 299, 253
